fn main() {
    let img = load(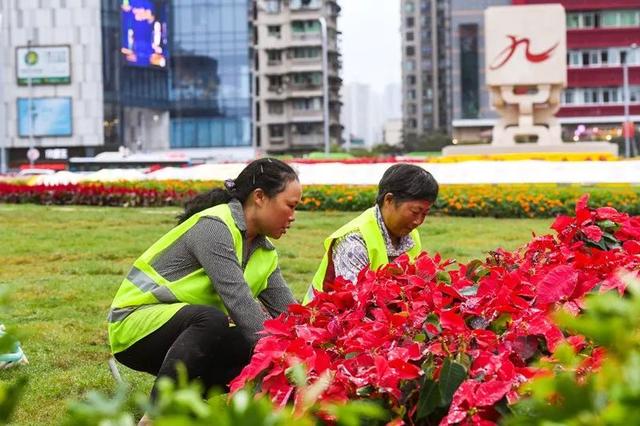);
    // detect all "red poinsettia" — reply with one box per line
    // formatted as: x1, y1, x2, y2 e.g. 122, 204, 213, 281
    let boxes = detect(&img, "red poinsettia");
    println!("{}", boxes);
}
231, 195, 640, 425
